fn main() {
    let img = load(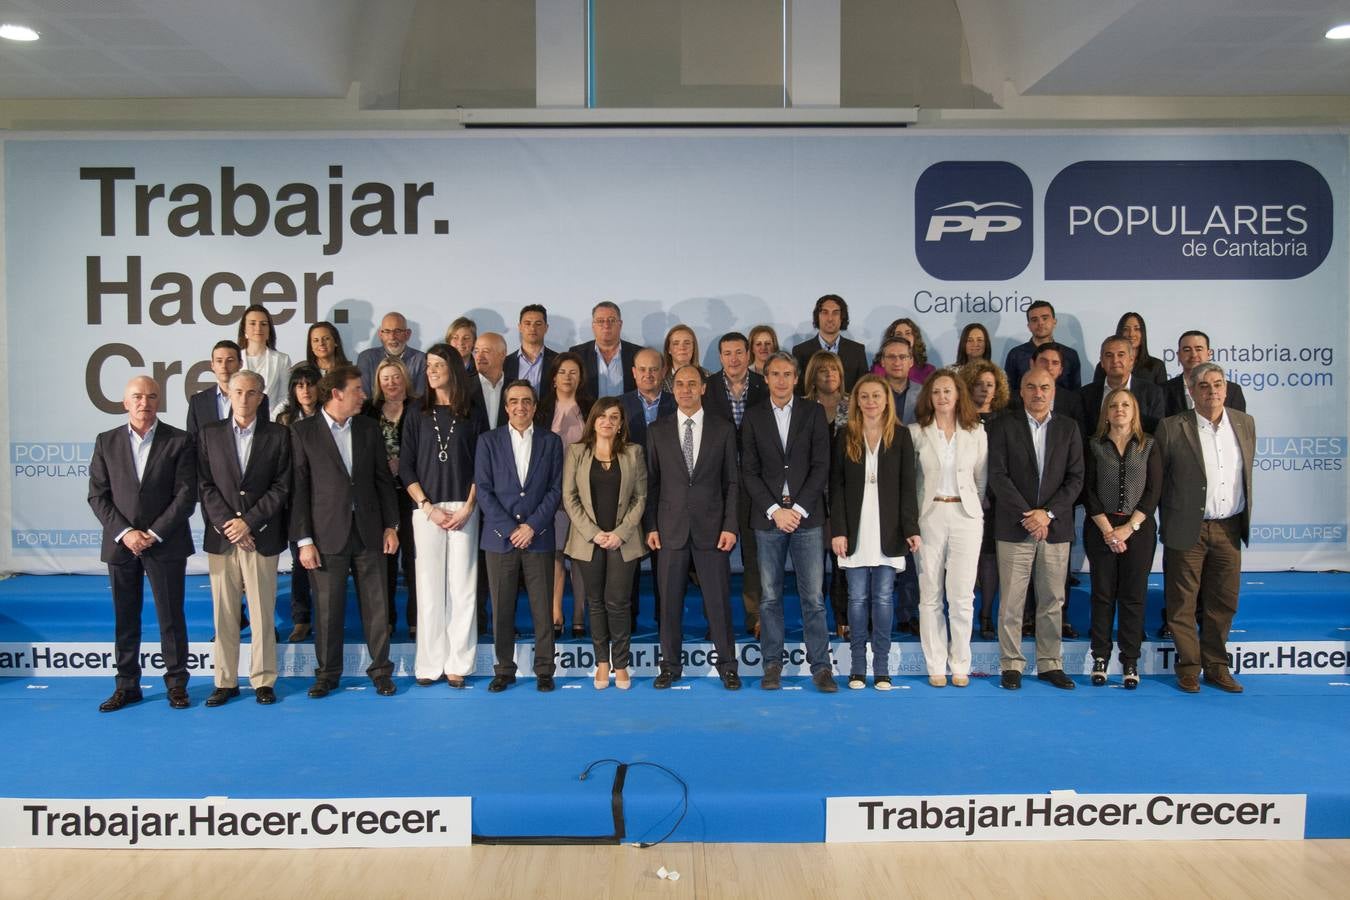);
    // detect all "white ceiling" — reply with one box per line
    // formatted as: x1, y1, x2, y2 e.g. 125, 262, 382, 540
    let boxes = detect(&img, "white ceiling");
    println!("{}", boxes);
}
0, 0, 1346, 105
